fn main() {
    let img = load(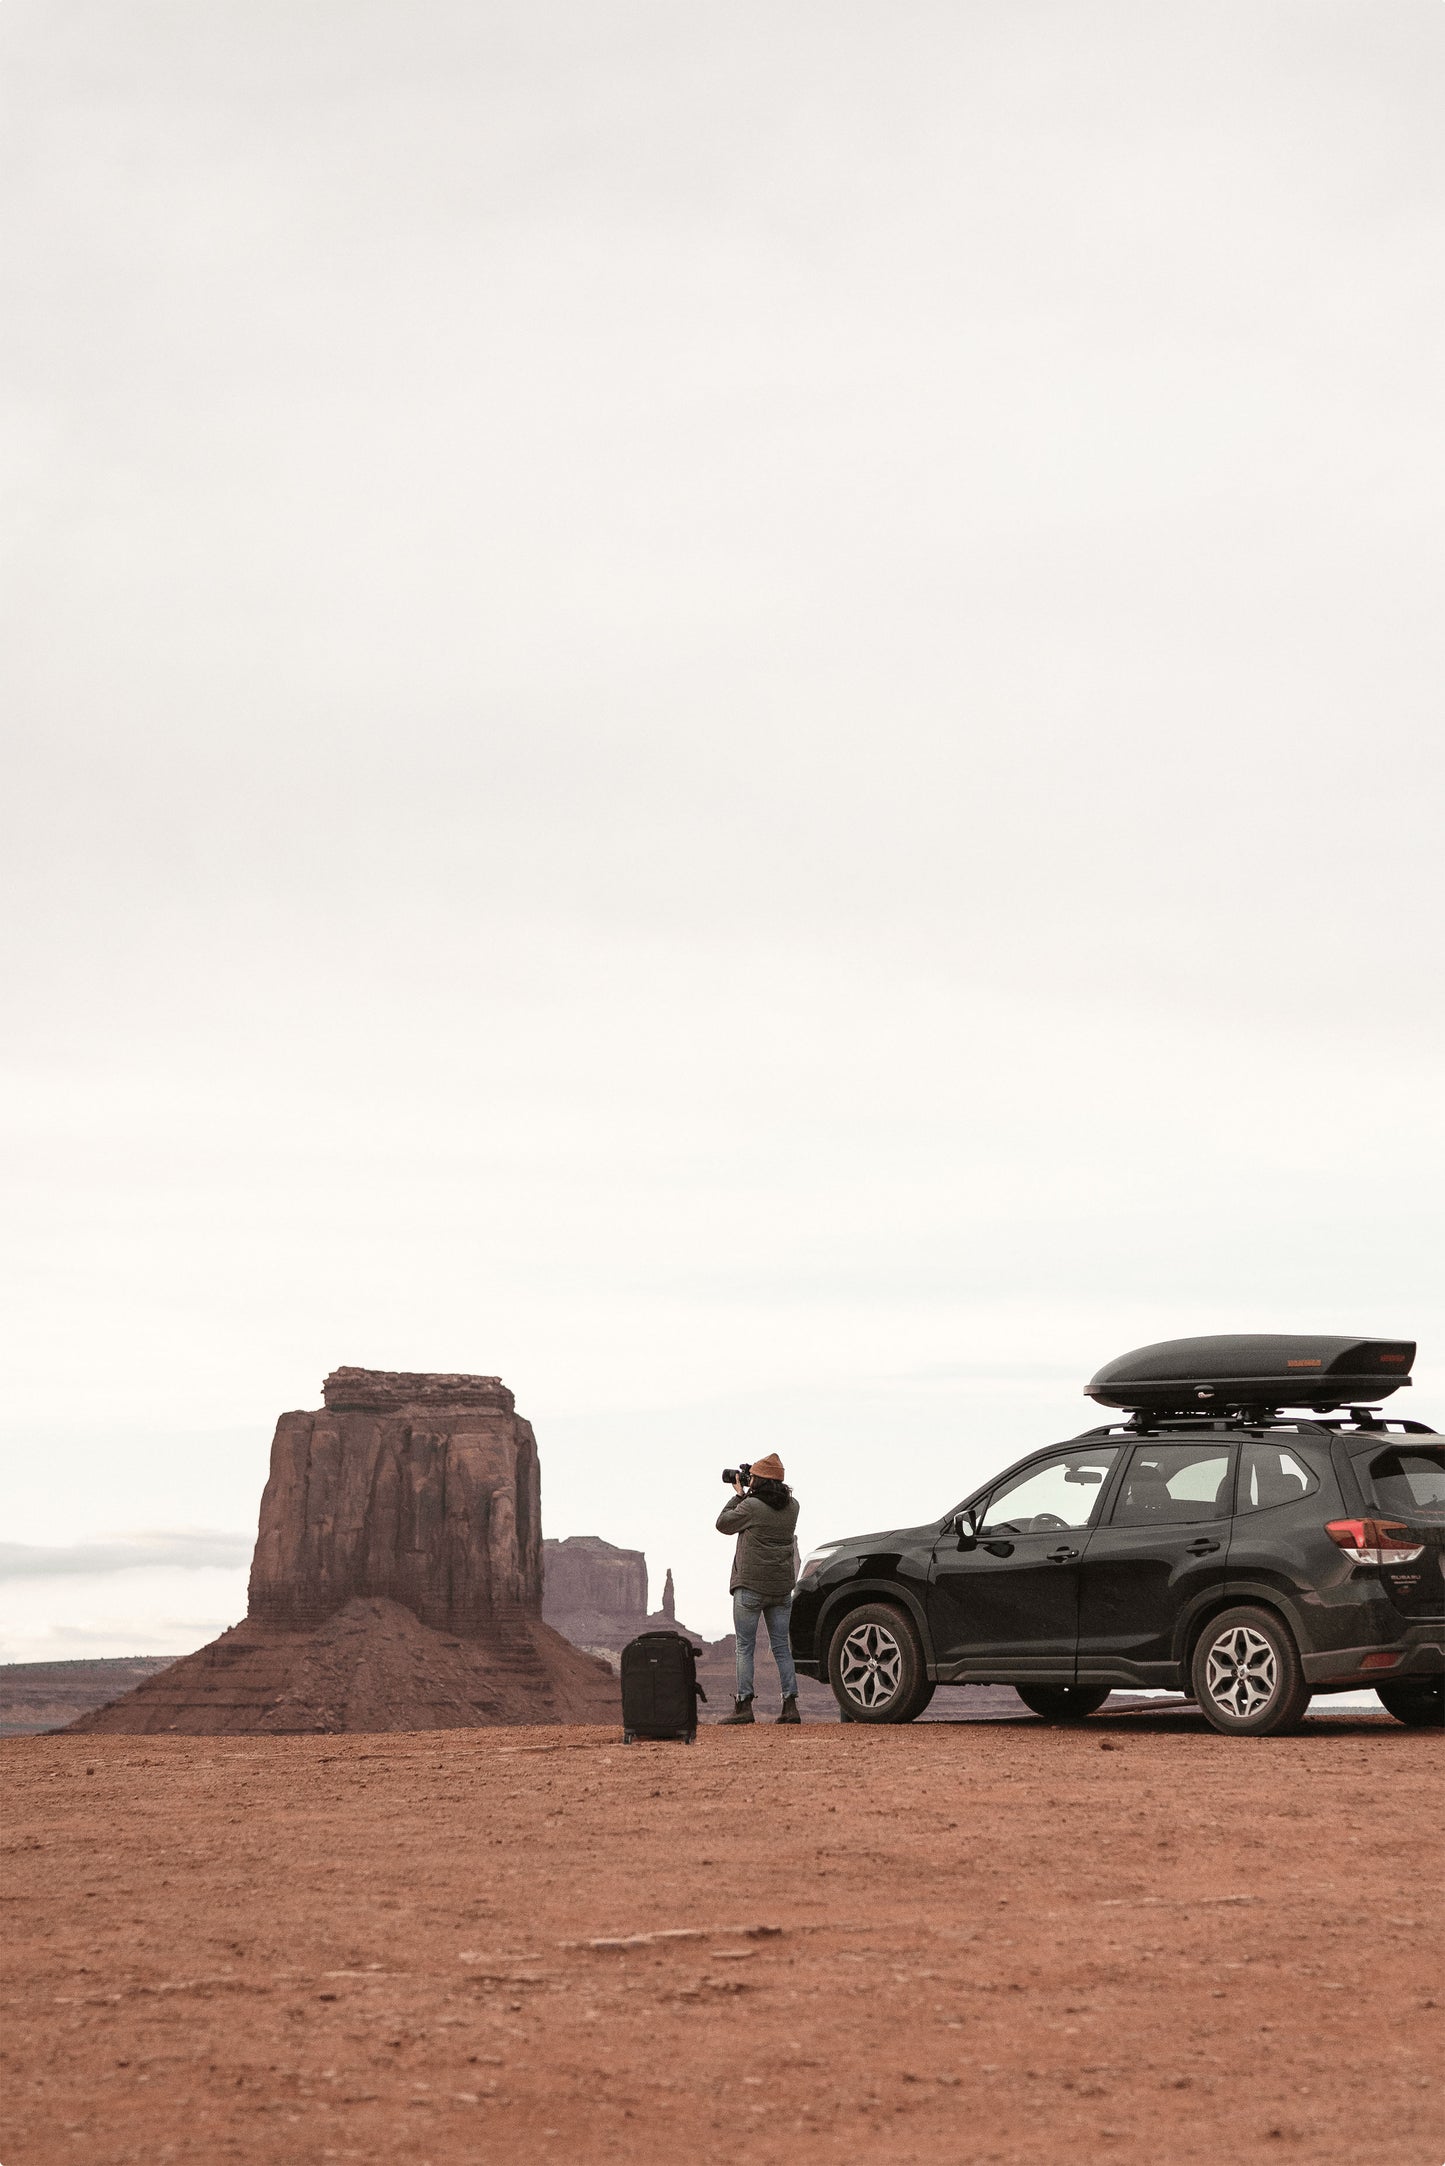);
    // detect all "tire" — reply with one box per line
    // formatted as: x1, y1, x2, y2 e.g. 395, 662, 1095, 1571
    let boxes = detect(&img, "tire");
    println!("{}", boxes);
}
828, 1603, 935, 1725
1190, 1606, 1311, 1737
1016, 1684, 1112, 1722
1376, 1677, 1445, 1729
